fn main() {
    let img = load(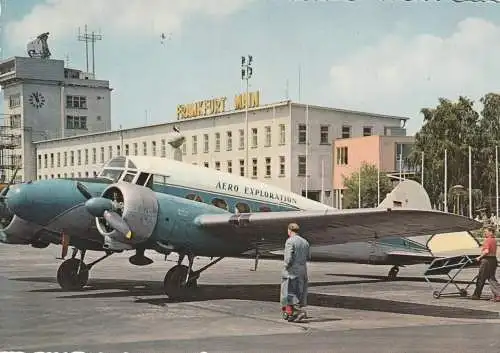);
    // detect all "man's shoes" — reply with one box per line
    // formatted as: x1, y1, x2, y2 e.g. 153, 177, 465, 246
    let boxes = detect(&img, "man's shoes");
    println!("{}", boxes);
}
471, 295, 481, 300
